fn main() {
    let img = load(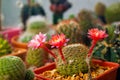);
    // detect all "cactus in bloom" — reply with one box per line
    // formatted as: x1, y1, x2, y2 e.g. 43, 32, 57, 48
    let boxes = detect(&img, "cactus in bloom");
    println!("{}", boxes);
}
26, 48, 48, 67
93, 24, 120, 63
0, 56, 34, 80
56, 43, 89, 76
0, 37, 12, 56
56, 20, 82, 44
